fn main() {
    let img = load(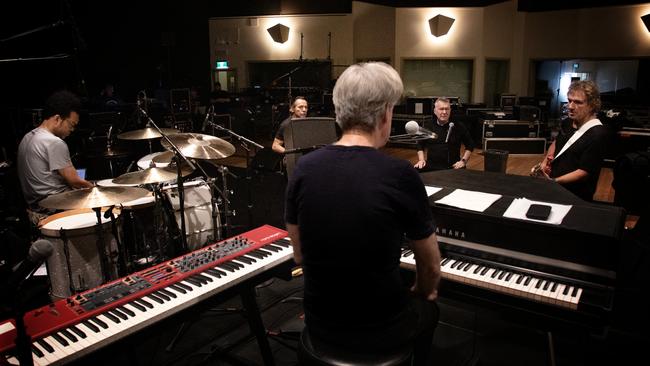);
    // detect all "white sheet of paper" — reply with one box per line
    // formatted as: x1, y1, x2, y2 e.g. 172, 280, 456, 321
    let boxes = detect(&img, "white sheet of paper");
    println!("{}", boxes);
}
503, 198, 572, 225
425, 186, 443, 197
435, 189, 502, 212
